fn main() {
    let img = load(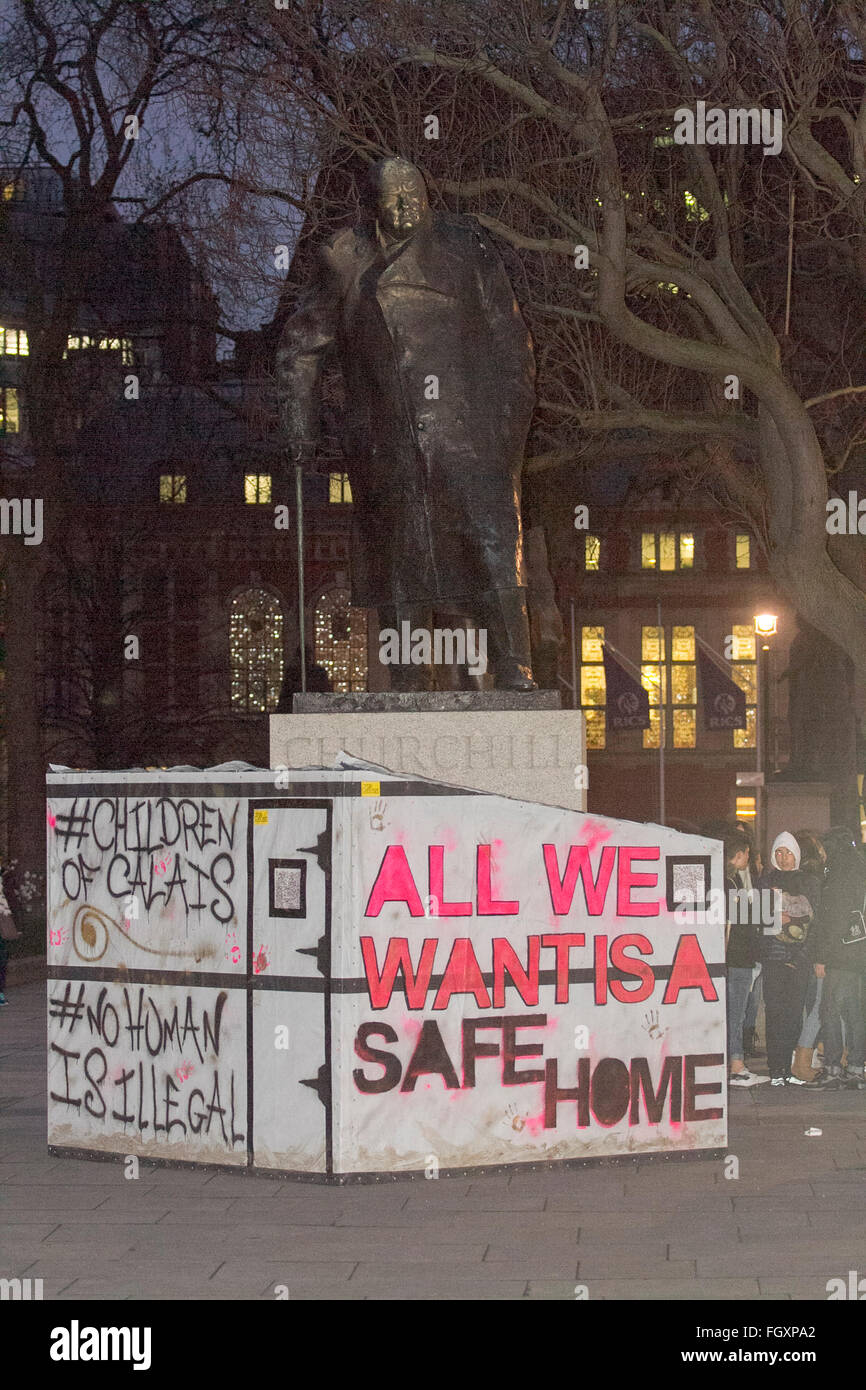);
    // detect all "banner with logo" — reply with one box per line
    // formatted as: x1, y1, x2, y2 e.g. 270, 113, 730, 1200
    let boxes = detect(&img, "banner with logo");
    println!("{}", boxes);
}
697, 646, 747, 730
602, 644, 651, 730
